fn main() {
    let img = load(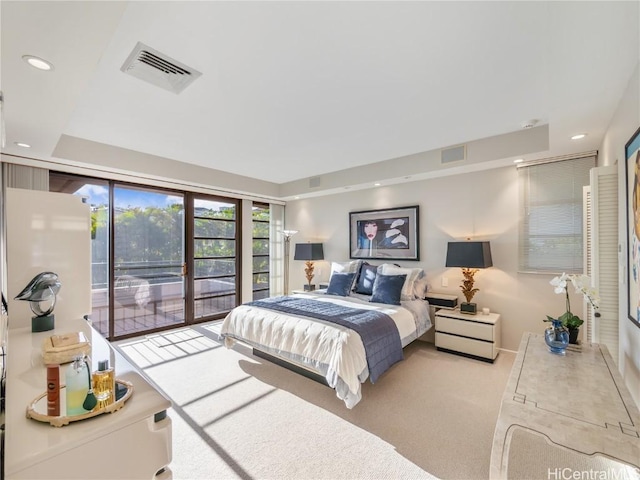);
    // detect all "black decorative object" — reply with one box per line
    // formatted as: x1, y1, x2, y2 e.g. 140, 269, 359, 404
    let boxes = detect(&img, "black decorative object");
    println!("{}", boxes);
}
14, 272, 61, 332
